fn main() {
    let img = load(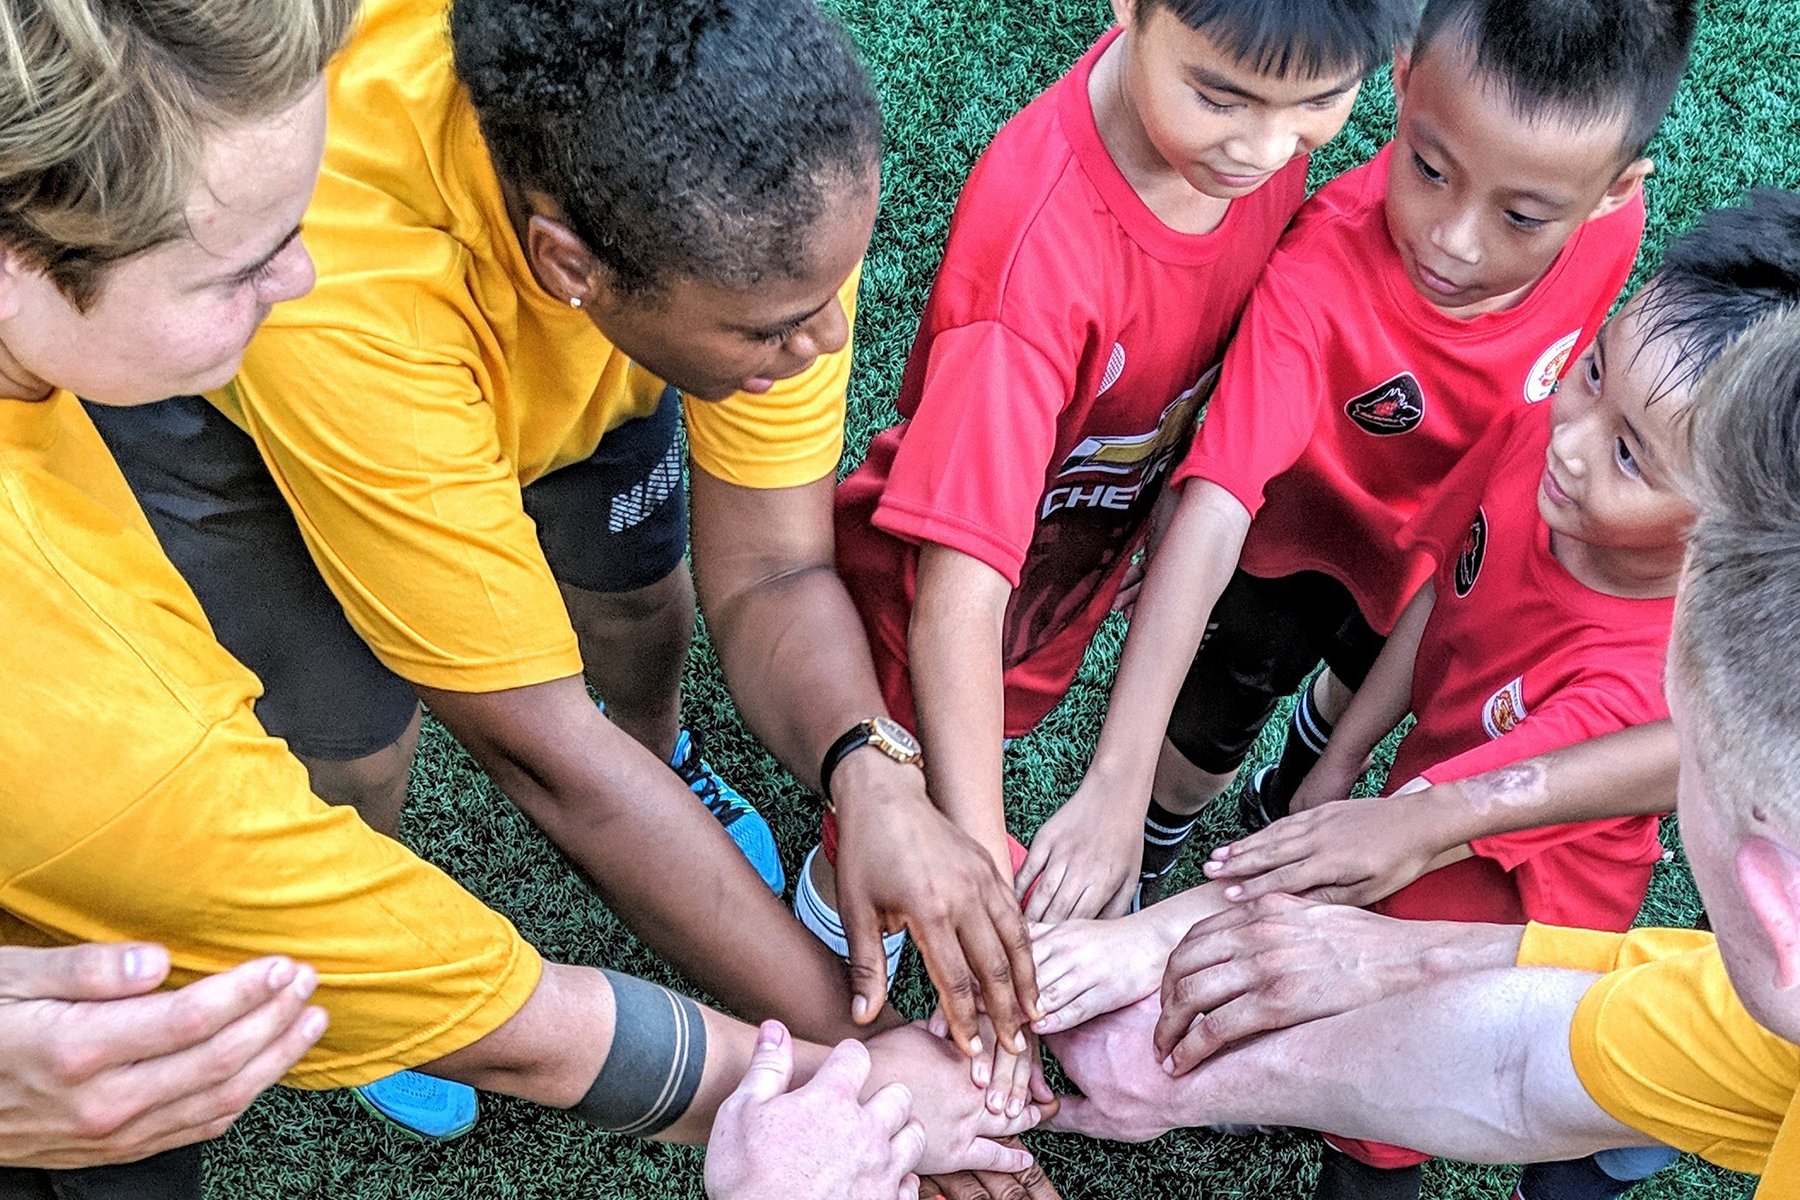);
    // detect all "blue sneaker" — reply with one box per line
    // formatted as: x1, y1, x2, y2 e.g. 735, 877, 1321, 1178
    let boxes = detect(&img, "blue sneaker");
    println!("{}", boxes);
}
670, 728, 784, 893
353, 1070, 478, 1141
